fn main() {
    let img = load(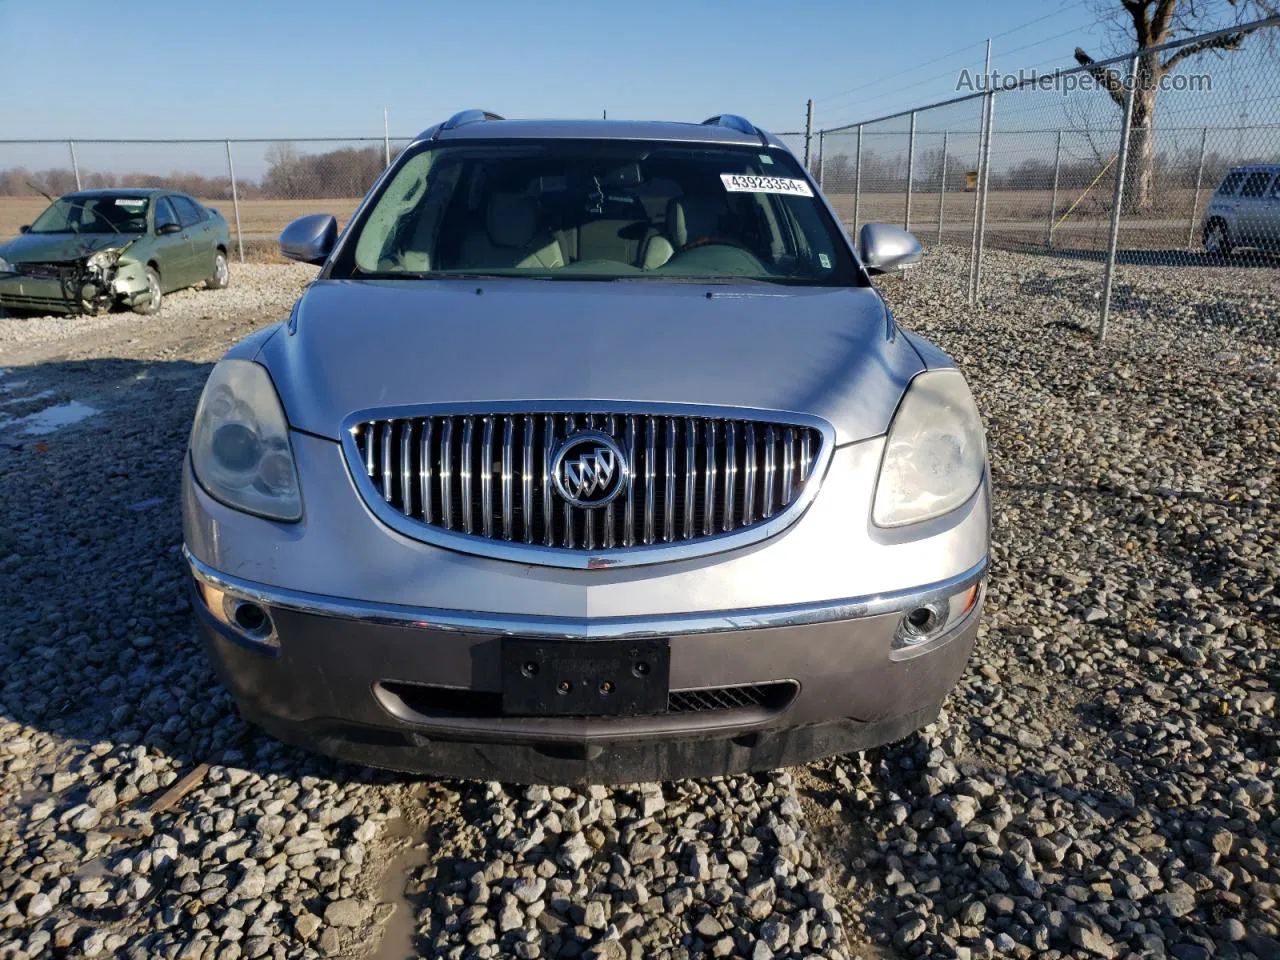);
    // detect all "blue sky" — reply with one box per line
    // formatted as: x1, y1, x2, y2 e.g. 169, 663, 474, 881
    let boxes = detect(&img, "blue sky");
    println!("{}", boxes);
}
0, 0, 1112, 140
